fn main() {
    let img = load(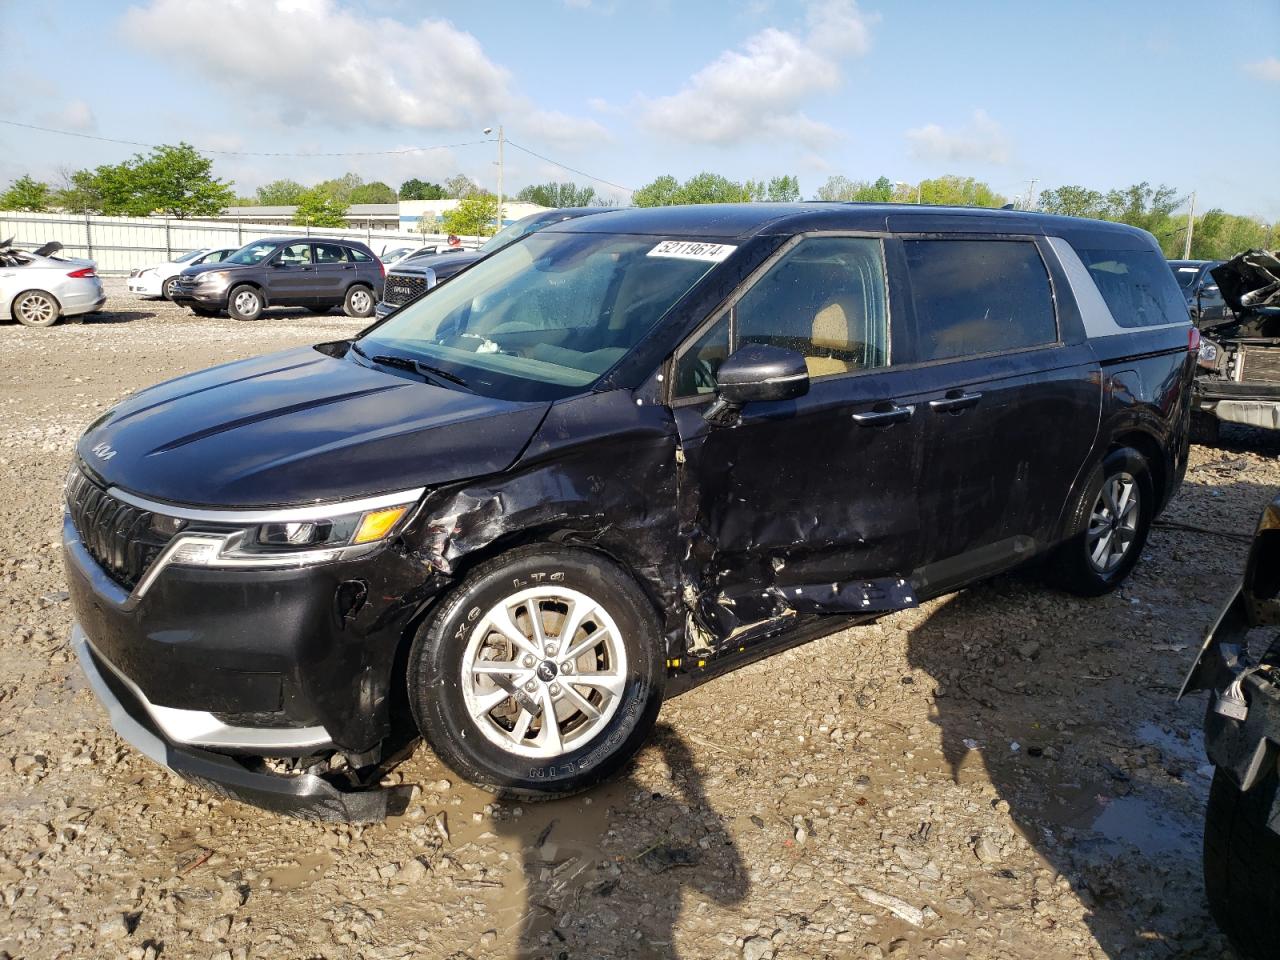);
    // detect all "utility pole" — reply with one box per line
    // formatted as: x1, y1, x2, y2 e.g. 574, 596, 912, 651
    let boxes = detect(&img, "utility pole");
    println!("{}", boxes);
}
1183, 191, 1196, 259
1024, 178, 1039, 210
483, 125, 505, 231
